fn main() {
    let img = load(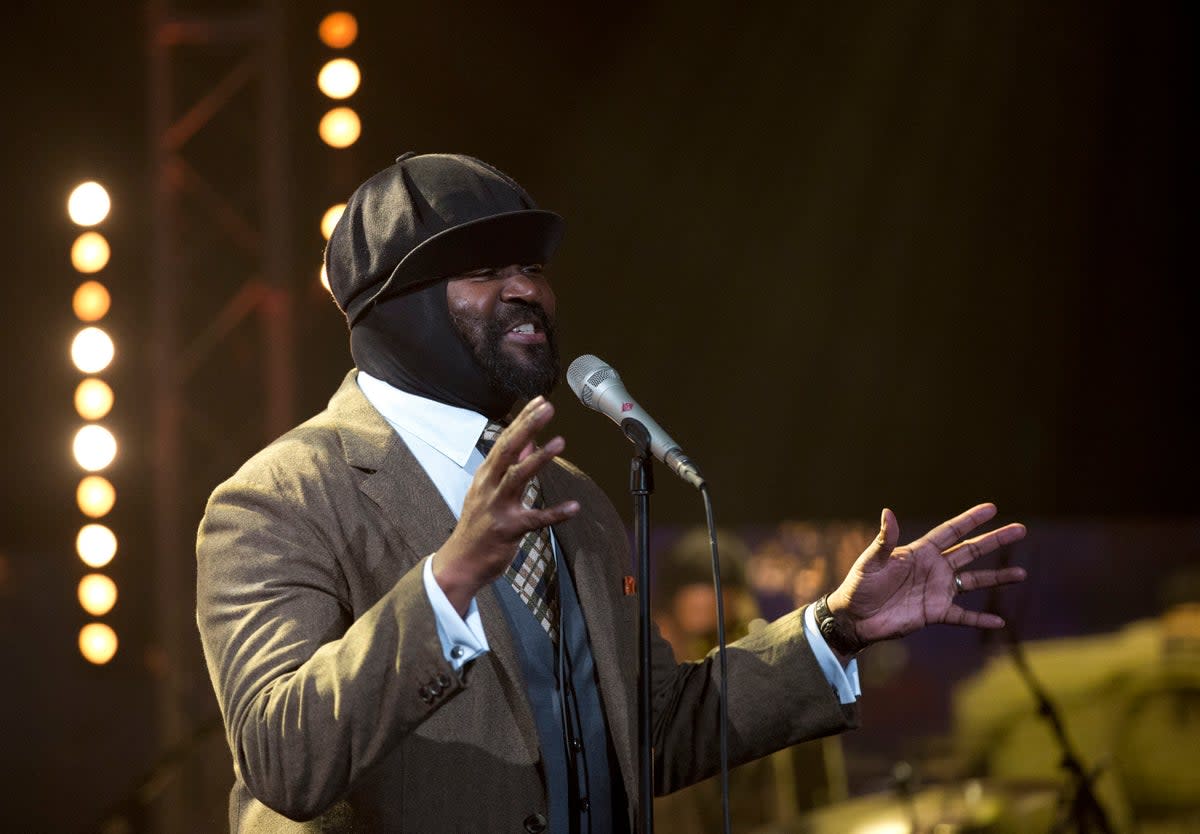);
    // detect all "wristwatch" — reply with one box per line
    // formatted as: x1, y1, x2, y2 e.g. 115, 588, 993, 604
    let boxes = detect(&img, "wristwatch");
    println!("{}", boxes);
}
813, 594, 865, 656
